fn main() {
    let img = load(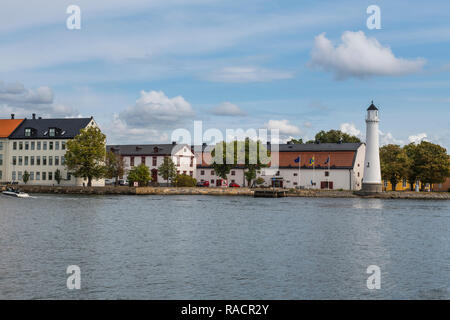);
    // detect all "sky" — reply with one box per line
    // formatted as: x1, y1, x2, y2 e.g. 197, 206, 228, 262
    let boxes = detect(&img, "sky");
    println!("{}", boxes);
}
0, 0, 449, 149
